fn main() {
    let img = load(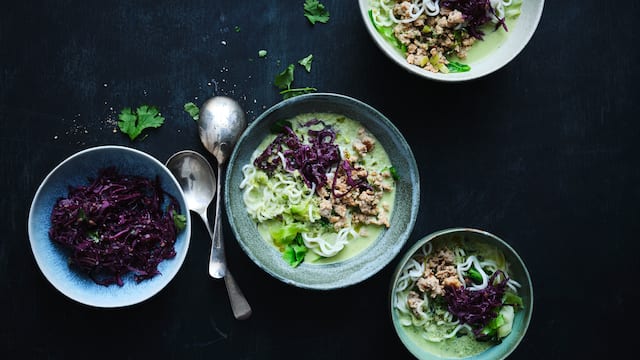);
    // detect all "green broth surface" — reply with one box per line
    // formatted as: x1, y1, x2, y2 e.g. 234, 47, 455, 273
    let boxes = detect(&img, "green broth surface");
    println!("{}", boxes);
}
251, 112, 396, 265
